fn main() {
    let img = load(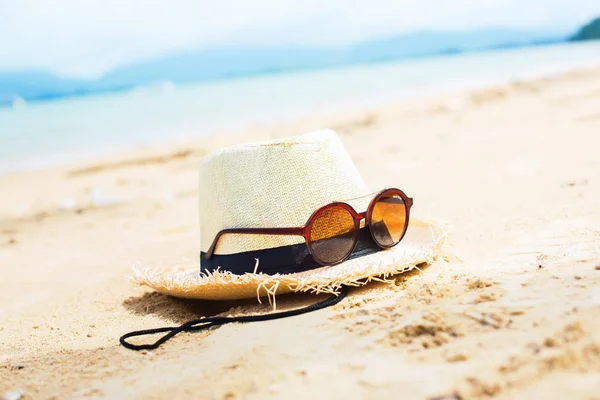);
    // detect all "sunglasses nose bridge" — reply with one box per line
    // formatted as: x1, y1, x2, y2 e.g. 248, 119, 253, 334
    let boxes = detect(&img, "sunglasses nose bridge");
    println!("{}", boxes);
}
355, 211, 367, 227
